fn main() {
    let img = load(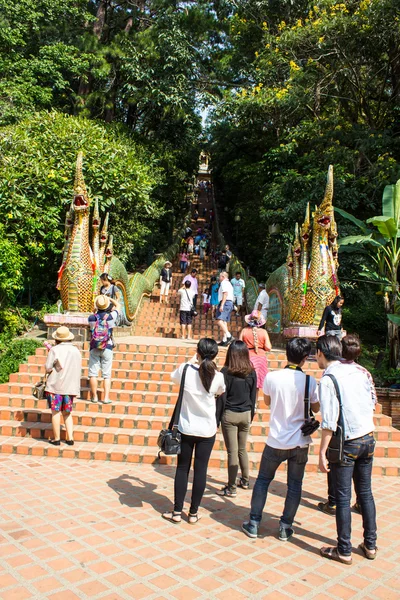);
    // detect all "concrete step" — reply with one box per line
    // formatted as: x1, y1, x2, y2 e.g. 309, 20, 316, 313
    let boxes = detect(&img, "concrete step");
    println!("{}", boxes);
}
1, 436, 398, 476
